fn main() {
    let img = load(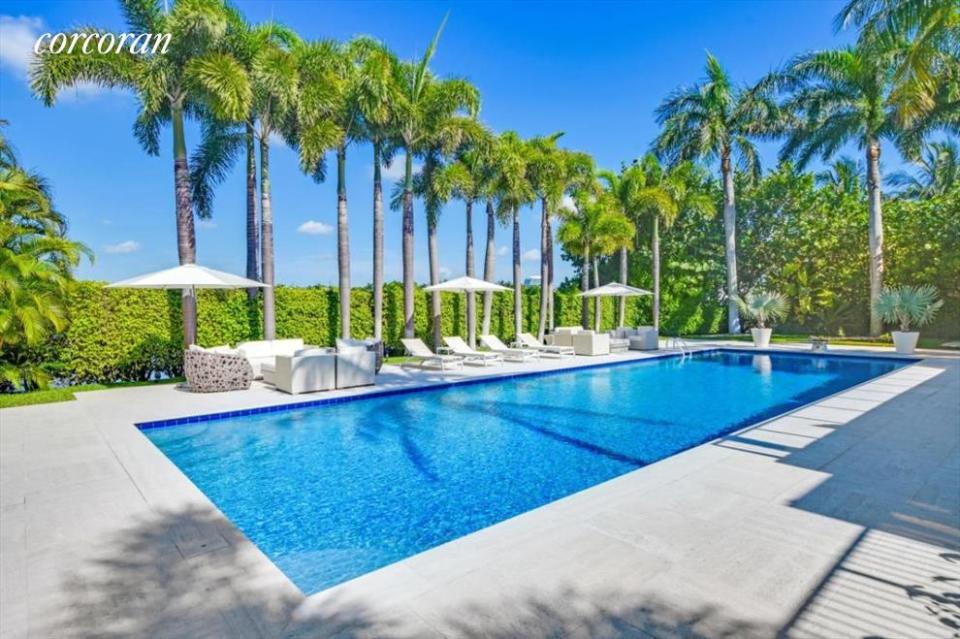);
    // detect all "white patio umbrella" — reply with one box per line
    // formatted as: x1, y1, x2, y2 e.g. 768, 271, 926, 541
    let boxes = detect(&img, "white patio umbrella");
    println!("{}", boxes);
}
578, 281, 652, 331
107, 263, 270, 345
423, 276, 510, 347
